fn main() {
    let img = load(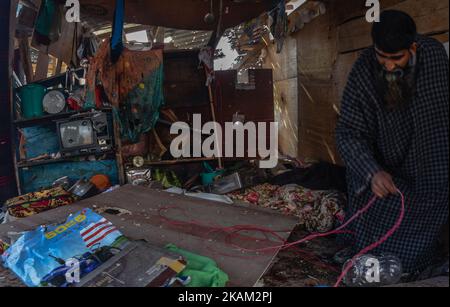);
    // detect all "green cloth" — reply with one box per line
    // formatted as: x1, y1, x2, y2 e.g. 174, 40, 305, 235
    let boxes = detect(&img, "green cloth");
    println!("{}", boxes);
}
113, 64, 165, 143
35, 0, 56, 37
166, 244, 229, 287
35, 0, 61, 43
154, 169, 182, 189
